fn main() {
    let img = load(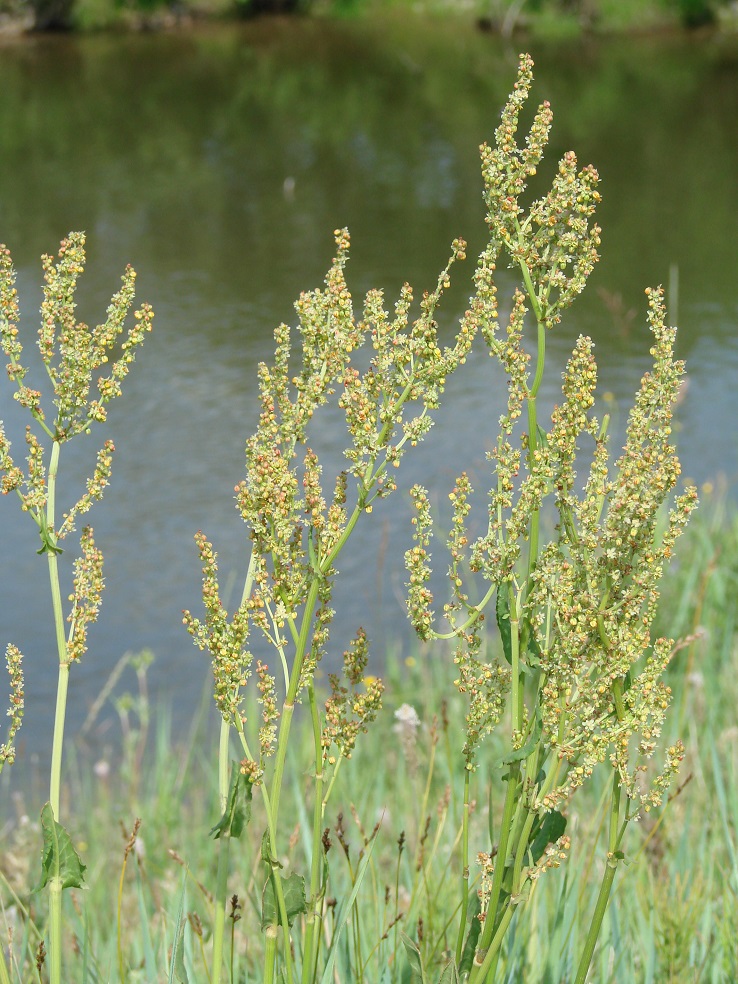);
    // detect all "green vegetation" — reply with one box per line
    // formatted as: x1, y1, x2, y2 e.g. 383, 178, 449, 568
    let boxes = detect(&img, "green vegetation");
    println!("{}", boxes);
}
0, 52, 732, 983
1, 500, 735, 981
1, 0, 736, 36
